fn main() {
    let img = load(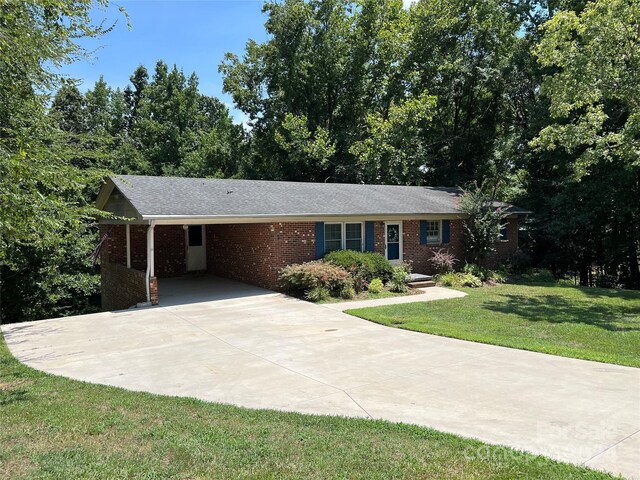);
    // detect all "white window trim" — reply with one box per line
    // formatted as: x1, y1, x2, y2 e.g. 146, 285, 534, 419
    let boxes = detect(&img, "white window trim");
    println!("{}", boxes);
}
324, 222, 364, 252
426, 219, 442, 245
384, 221, 403, 263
